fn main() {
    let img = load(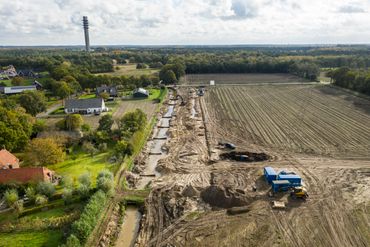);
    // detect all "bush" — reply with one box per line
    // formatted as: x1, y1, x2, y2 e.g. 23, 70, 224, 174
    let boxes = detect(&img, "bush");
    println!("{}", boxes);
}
25, 187, 36, 204
4, 189, 18, 208
60, 175, 73, 188
62, 188, 73, 205
78, 173, 91, 188
82, 141, 98, 157
71, 190, 107, 243
77, 184, 90, 200
13, 200, 24, 214
64, 234, 81, 247
35, 194, 48, 206
36, 181, 55, 198
96, 170, 114, 195
136, 63, 147, 69
81, 123, 91, 132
